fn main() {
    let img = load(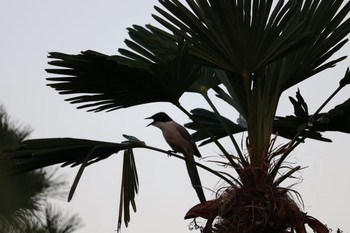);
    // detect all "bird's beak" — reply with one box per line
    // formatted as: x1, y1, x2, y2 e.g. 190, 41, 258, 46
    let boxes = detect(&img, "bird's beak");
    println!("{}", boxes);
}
145, 116, 154, 127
